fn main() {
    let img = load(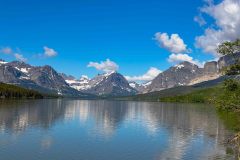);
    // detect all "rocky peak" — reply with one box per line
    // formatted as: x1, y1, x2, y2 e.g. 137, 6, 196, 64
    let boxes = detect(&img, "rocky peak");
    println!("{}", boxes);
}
84, 72, 137, 96
146, 61, 203, 92
174, 61, 200, 71
7, 61, 33, 73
